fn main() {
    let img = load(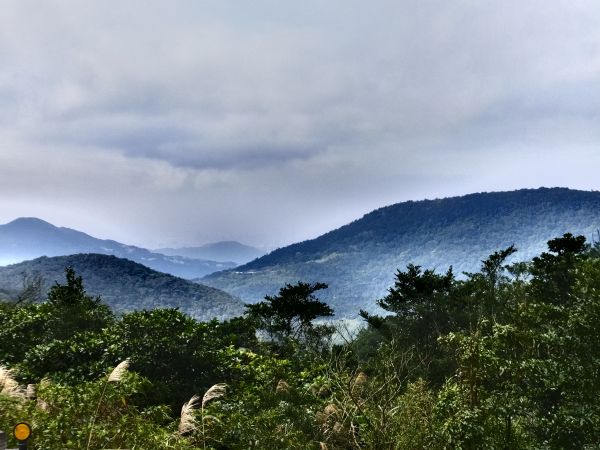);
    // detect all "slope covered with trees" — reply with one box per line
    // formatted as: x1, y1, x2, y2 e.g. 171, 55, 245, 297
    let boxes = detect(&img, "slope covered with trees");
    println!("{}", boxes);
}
0, 253, 243, 320
2, 233, 600, 448
202, 188, 600, 316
